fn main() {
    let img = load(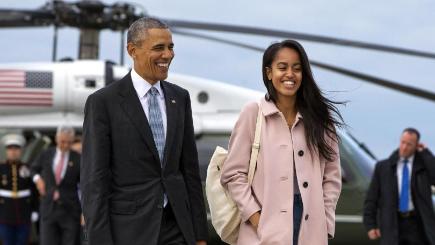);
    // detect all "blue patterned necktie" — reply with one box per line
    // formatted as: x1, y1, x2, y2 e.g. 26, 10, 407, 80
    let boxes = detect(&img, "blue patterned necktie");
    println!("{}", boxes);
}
399, 159, 409, 212
148, 87, 165, 164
